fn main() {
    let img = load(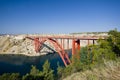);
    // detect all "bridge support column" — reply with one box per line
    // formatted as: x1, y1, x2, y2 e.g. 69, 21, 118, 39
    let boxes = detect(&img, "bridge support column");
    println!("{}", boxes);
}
72, 39, 76, 55
93, 40, 95, 45
76, 39, 80, 52
61, 39, 62, 47
87, 40, 90, 50
76, 39, 80, 59
67, 39, 69, 50
63, 39, 64, 49
72, 39, 80, 55
34, 37, 40, 53
88, 40, 90, 46
87, 39, 91, 58
72, 39, 80, 63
